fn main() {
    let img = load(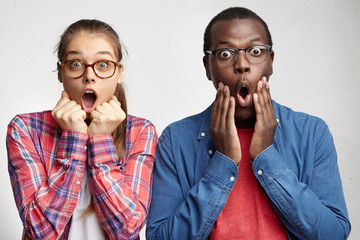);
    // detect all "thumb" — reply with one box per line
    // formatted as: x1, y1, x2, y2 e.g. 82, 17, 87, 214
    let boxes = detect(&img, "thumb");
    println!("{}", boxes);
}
61, 90, 70, 99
